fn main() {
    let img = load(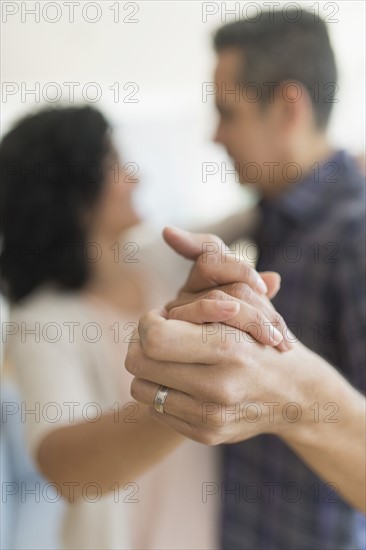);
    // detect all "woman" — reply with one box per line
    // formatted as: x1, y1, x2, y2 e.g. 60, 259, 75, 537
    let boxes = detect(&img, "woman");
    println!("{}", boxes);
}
1, 106, 282, 549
